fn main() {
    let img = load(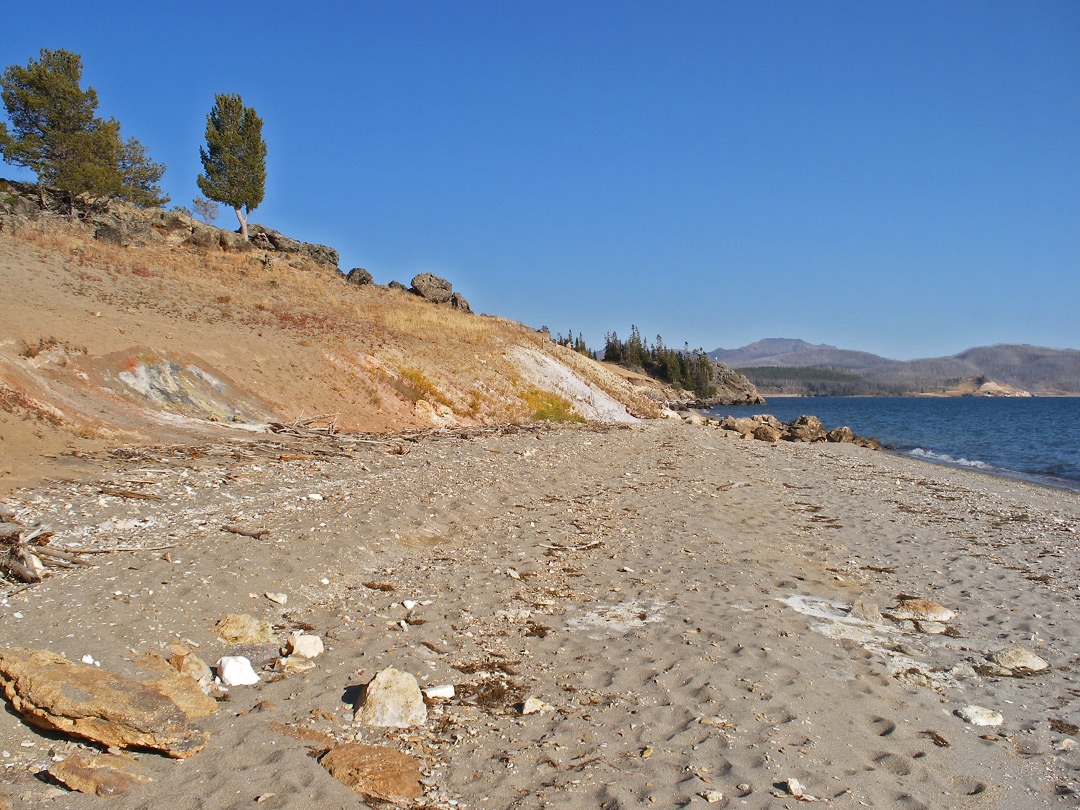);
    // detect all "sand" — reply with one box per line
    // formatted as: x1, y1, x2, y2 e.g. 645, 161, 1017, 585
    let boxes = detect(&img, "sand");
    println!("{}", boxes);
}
1, 420, 1079, 809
